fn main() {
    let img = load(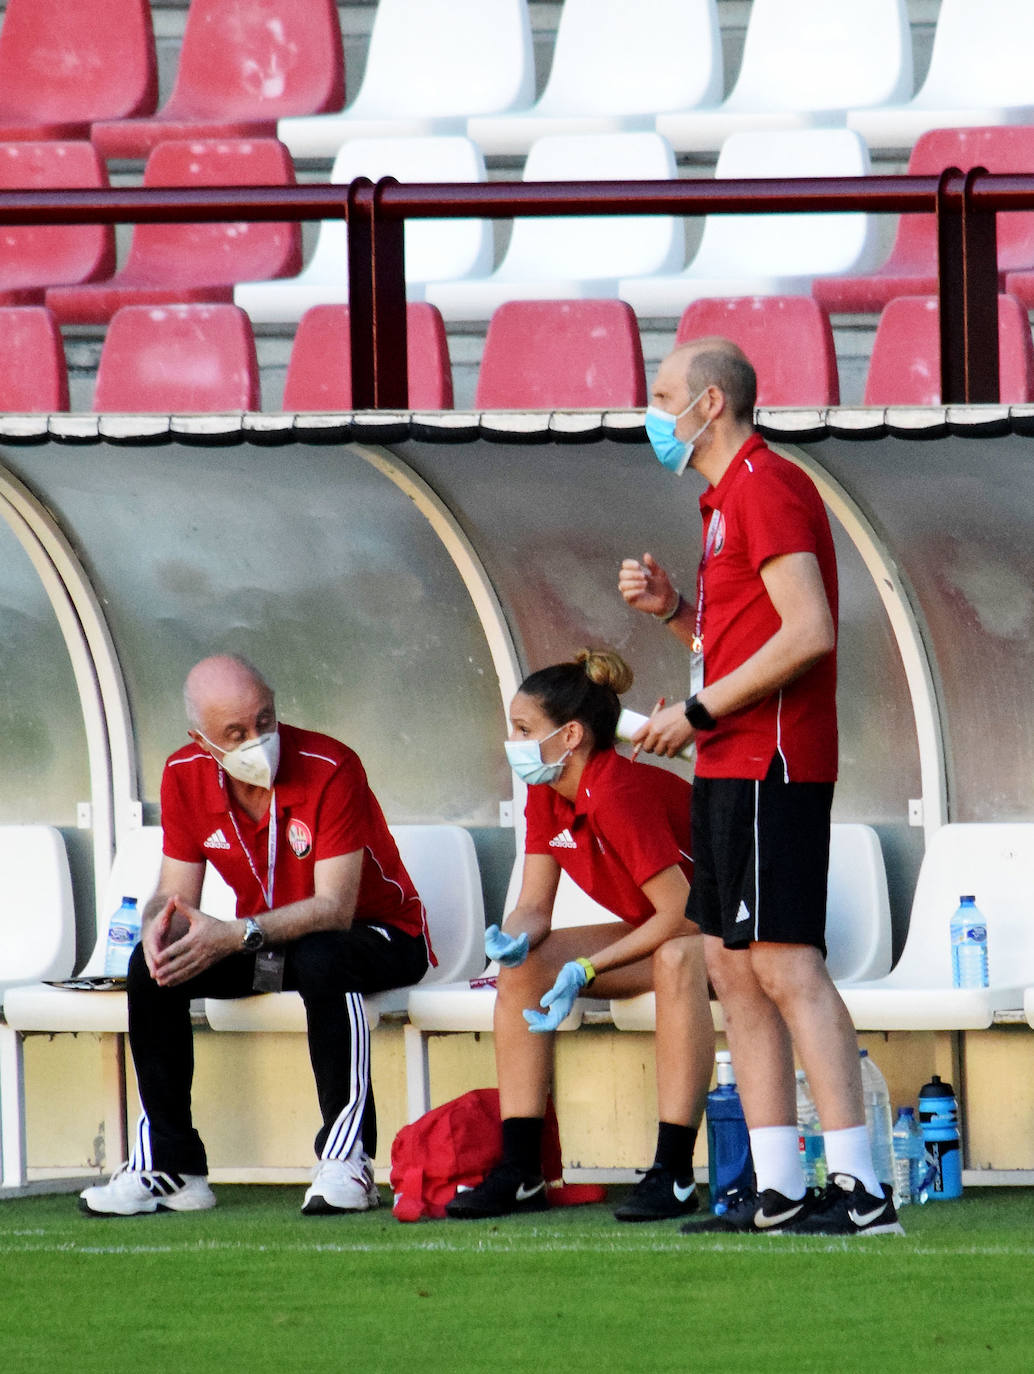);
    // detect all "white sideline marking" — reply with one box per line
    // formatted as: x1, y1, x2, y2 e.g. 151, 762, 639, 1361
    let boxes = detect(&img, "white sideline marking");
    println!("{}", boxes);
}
0, 1235, 1033, 1258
